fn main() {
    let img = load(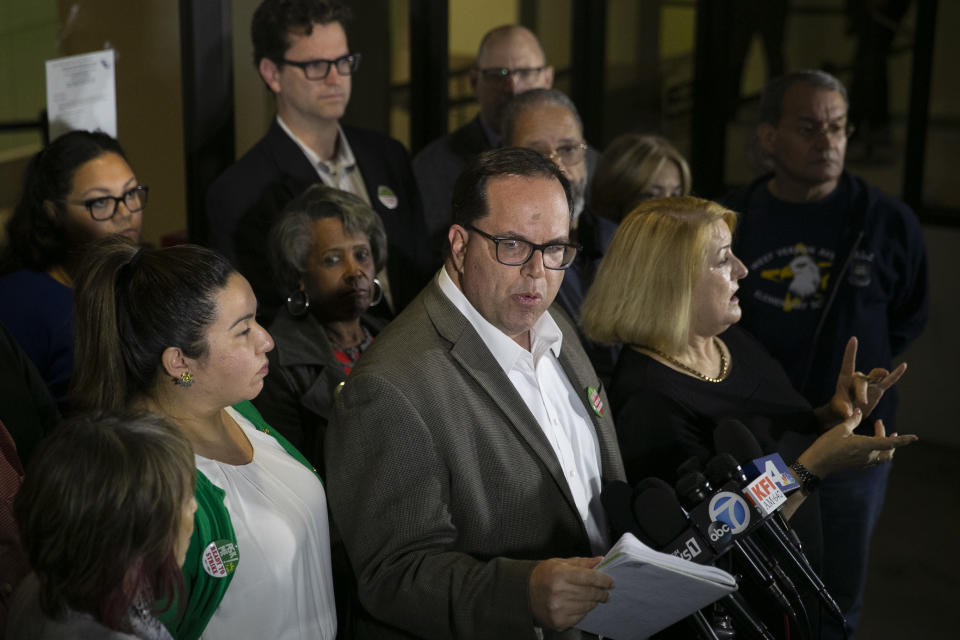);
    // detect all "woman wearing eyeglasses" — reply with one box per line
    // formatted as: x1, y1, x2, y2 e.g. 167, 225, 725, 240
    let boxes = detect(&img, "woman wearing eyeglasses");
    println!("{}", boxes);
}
0, 130, 147, 408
